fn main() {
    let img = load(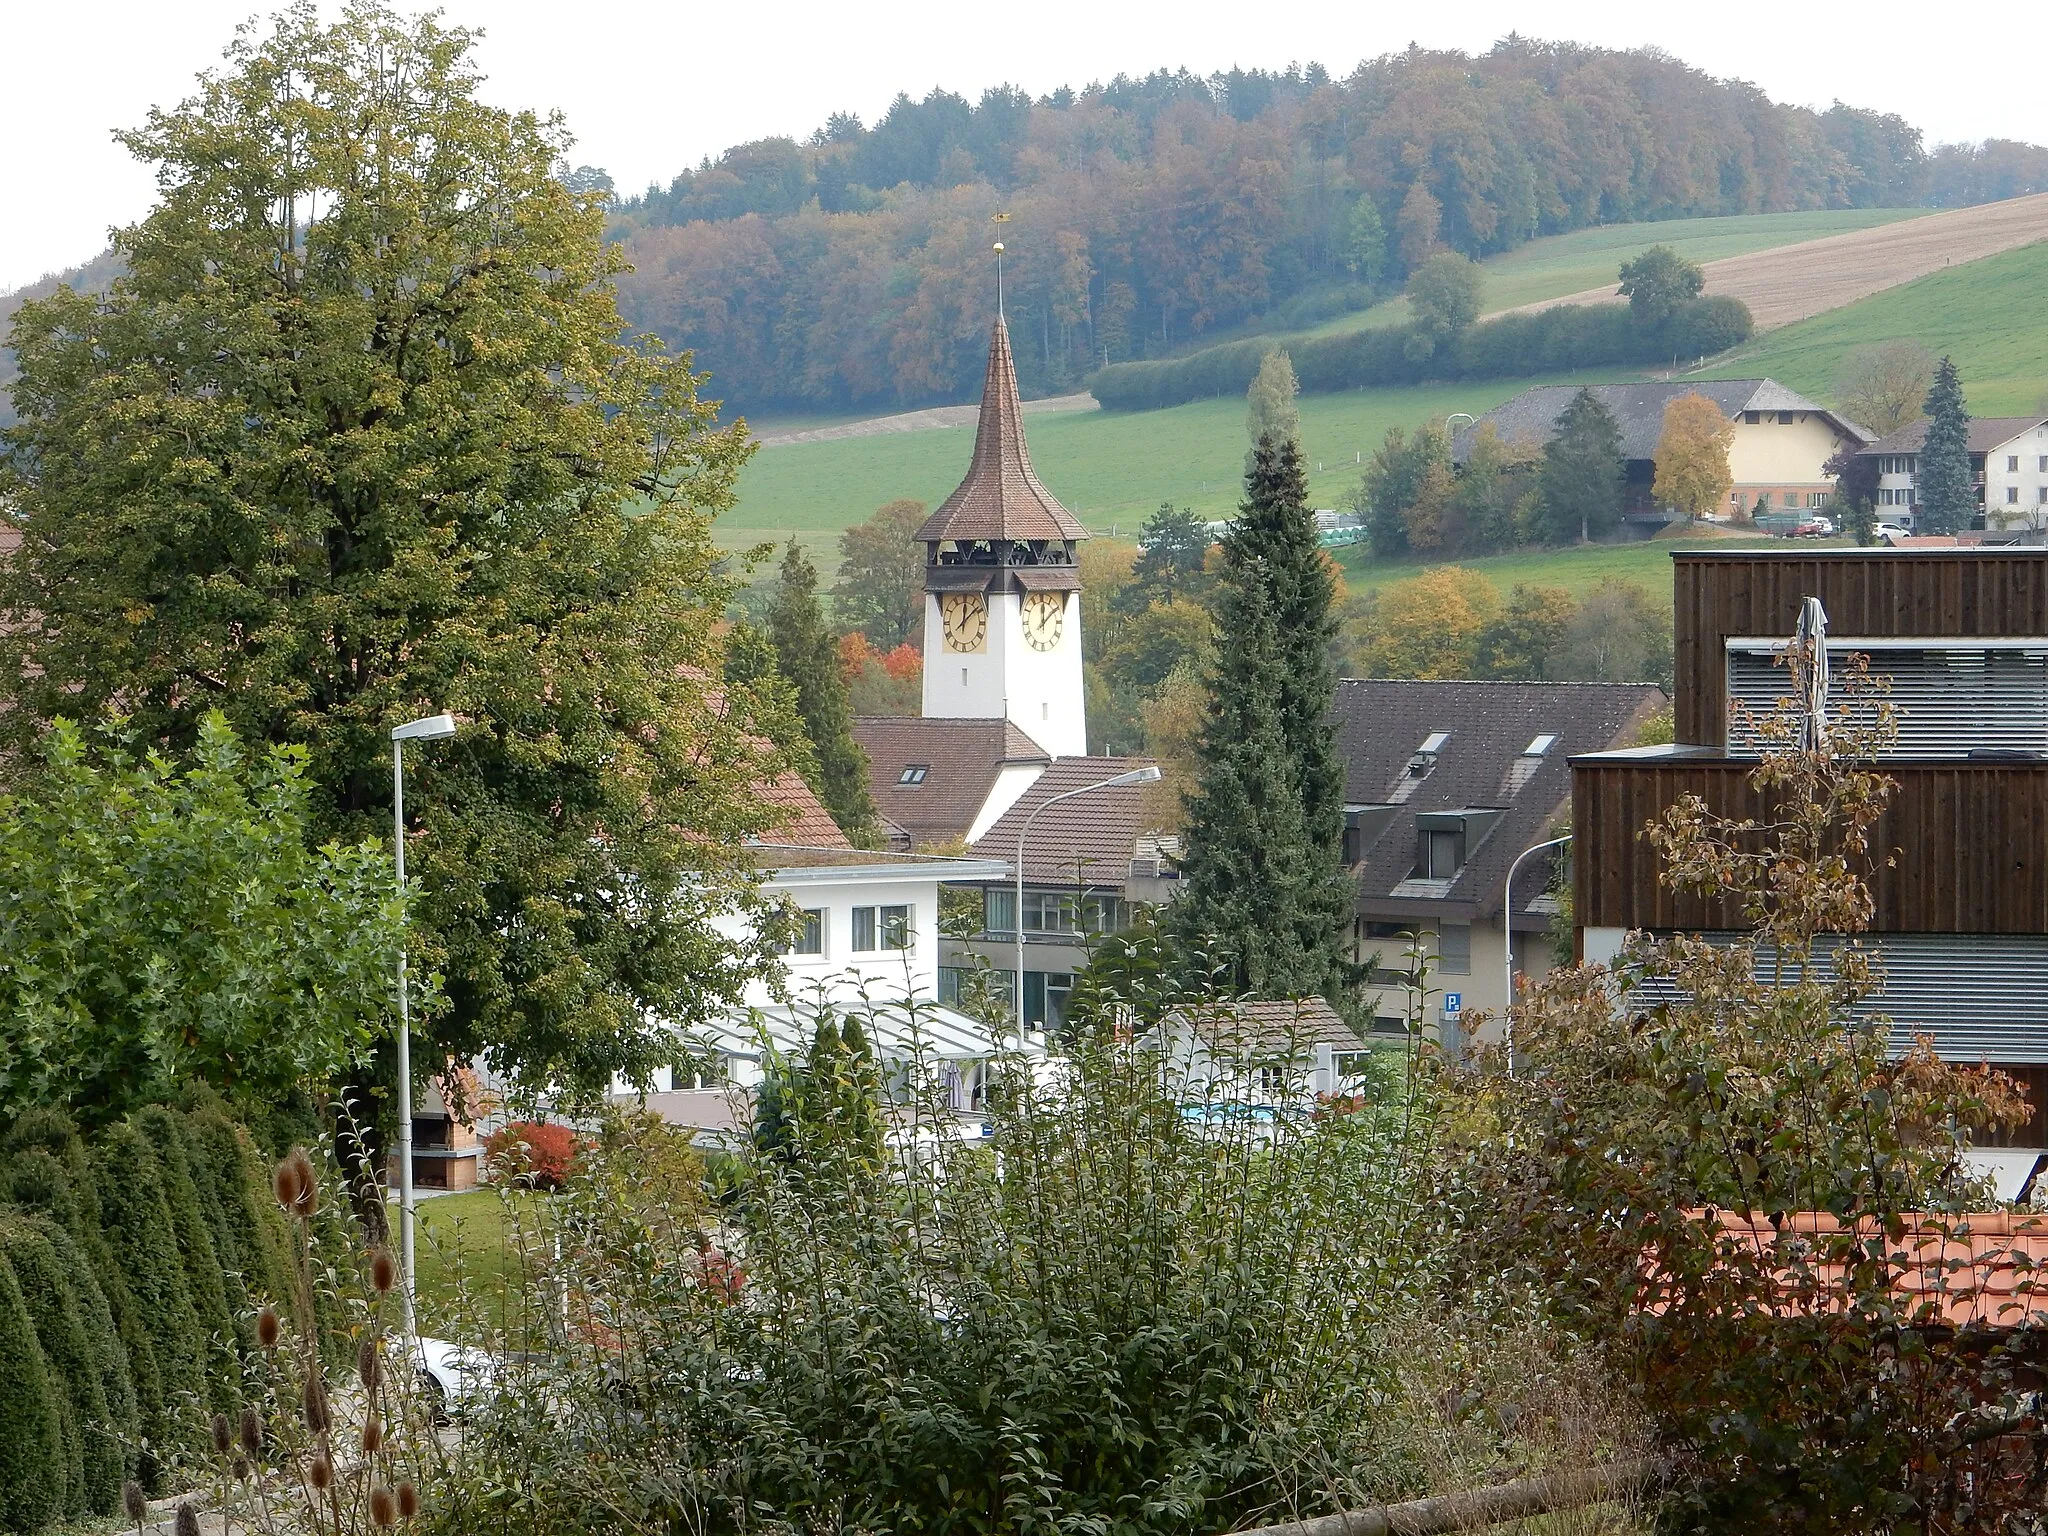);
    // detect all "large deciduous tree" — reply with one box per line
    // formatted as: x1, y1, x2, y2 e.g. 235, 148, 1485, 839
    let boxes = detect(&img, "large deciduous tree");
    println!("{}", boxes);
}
1834, 339, 1936, 435
0, 5, 784, 1099
1616, 244, 1704, 329
1916, 356, 1974, 535
766, 541, 882, 845
1174, 436, 1352, 999
1651, 392, 1735, 521
832, 499, 928, 647
1119, 502, 1211, 611
1536, 388, 1626, 543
